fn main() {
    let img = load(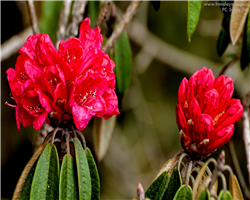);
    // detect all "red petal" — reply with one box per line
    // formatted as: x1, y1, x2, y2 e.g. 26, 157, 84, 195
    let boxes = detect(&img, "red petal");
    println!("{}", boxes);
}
194, 114, 214, 145
188, 97, 201, 121
78, 18, 103, 49
178, 78, 188, 109
202, 89, 219, 115
33, 111, 48, 130
176, 104, 188, 135
103, 90, 120, 119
